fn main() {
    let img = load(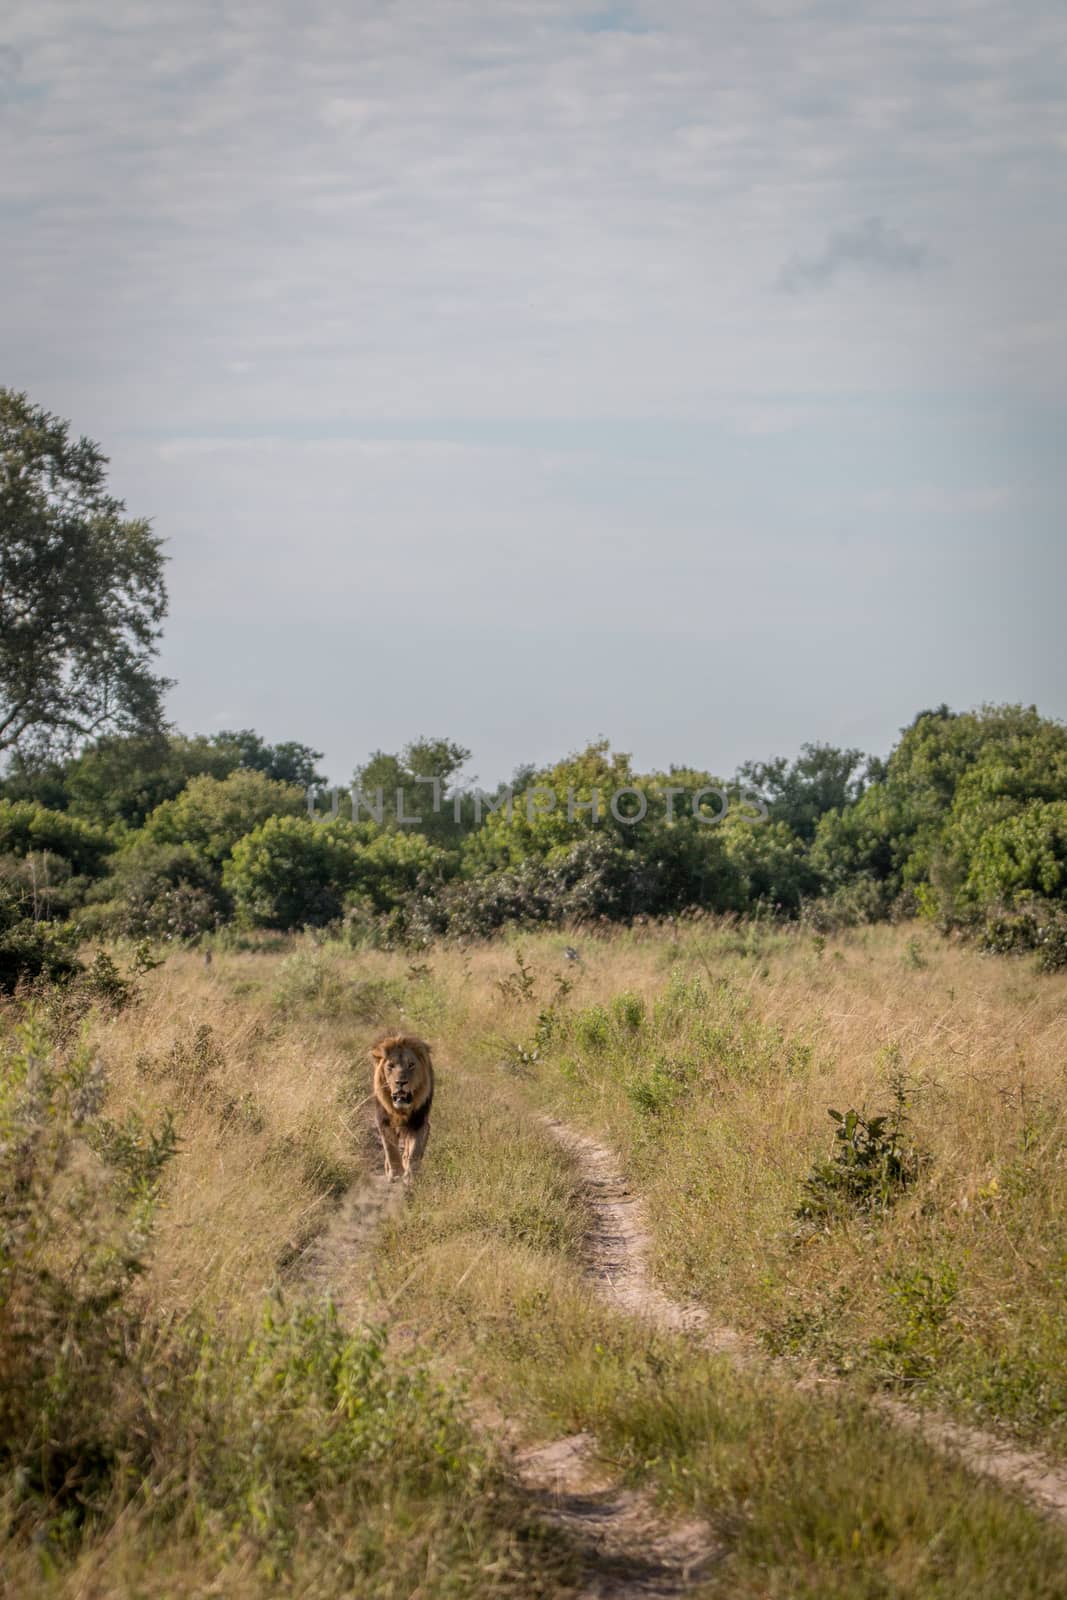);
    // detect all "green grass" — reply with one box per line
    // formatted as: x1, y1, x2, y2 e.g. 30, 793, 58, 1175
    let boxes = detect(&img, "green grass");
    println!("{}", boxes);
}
496, 947, 1067, 1454
365, 1052, 1067, 1598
